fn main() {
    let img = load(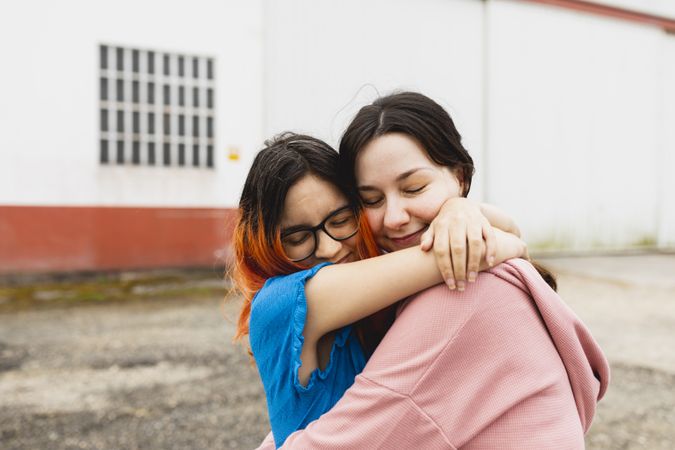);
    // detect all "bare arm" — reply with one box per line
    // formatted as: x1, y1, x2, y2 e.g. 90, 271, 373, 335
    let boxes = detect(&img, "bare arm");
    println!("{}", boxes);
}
480, 203, 521, 237
303, 227, 525, 341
